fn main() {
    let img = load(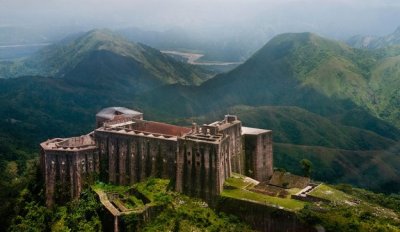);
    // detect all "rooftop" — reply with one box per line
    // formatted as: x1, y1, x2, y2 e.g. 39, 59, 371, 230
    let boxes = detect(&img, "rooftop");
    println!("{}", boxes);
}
40, 133, 96, 151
